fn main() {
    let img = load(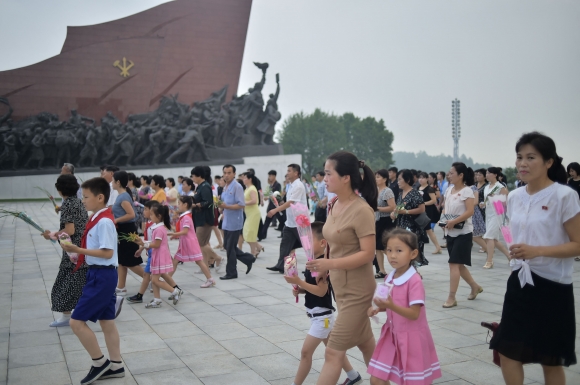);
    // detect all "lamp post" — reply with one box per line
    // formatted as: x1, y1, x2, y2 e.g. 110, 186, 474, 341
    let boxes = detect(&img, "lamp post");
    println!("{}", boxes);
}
451, 99, 460, 162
